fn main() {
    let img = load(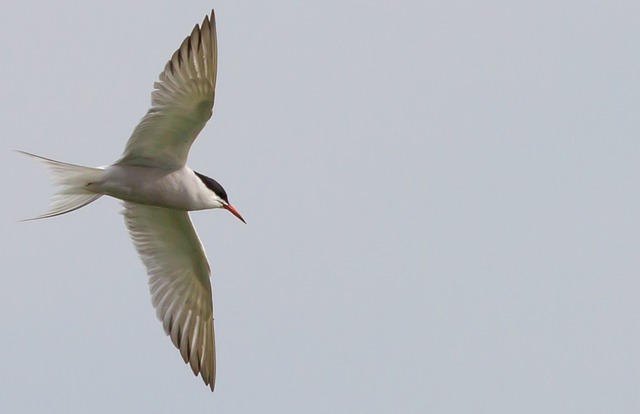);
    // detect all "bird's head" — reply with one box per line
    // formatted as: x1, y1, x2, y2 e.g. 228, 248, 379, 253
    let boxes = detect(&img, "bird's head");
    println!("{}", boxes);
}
195, 171, 246, 223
